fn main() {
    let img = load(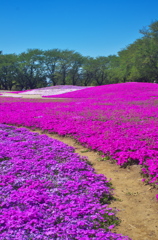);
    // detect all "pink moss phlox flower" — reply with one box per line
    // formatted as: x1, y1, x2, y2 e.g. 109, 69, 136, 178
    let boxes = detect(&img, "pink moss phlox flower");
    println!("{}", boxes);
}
0, 82, 158, 199
0, 124, 131, 239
